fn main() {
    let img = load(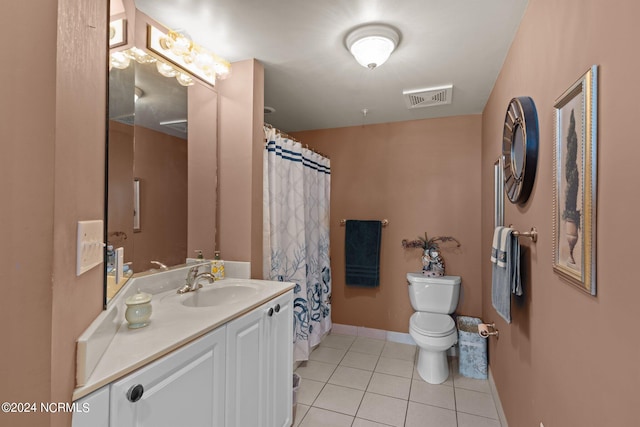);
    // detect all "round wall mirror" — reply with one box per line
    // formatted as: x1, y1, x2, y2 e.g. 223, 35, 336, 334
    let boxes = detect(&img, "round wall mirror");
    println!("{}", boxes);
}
502, 96, 539, 205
